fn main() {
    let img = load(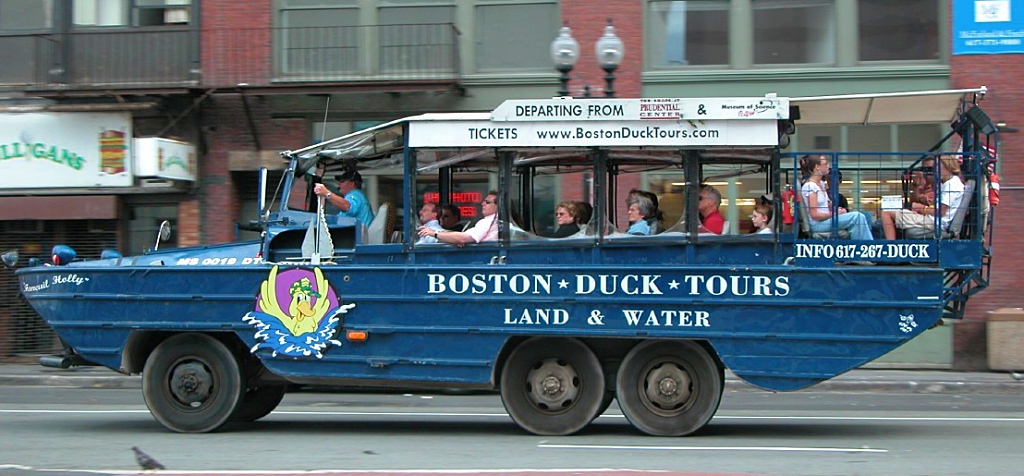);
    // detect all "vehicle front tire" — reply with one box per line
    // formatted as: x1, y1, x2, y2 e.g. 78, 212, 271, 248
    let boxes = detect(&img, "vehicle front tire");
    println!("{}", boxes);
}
143, 333, 244, 433
500, 337, 605, 436
615, 340, 723, 436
